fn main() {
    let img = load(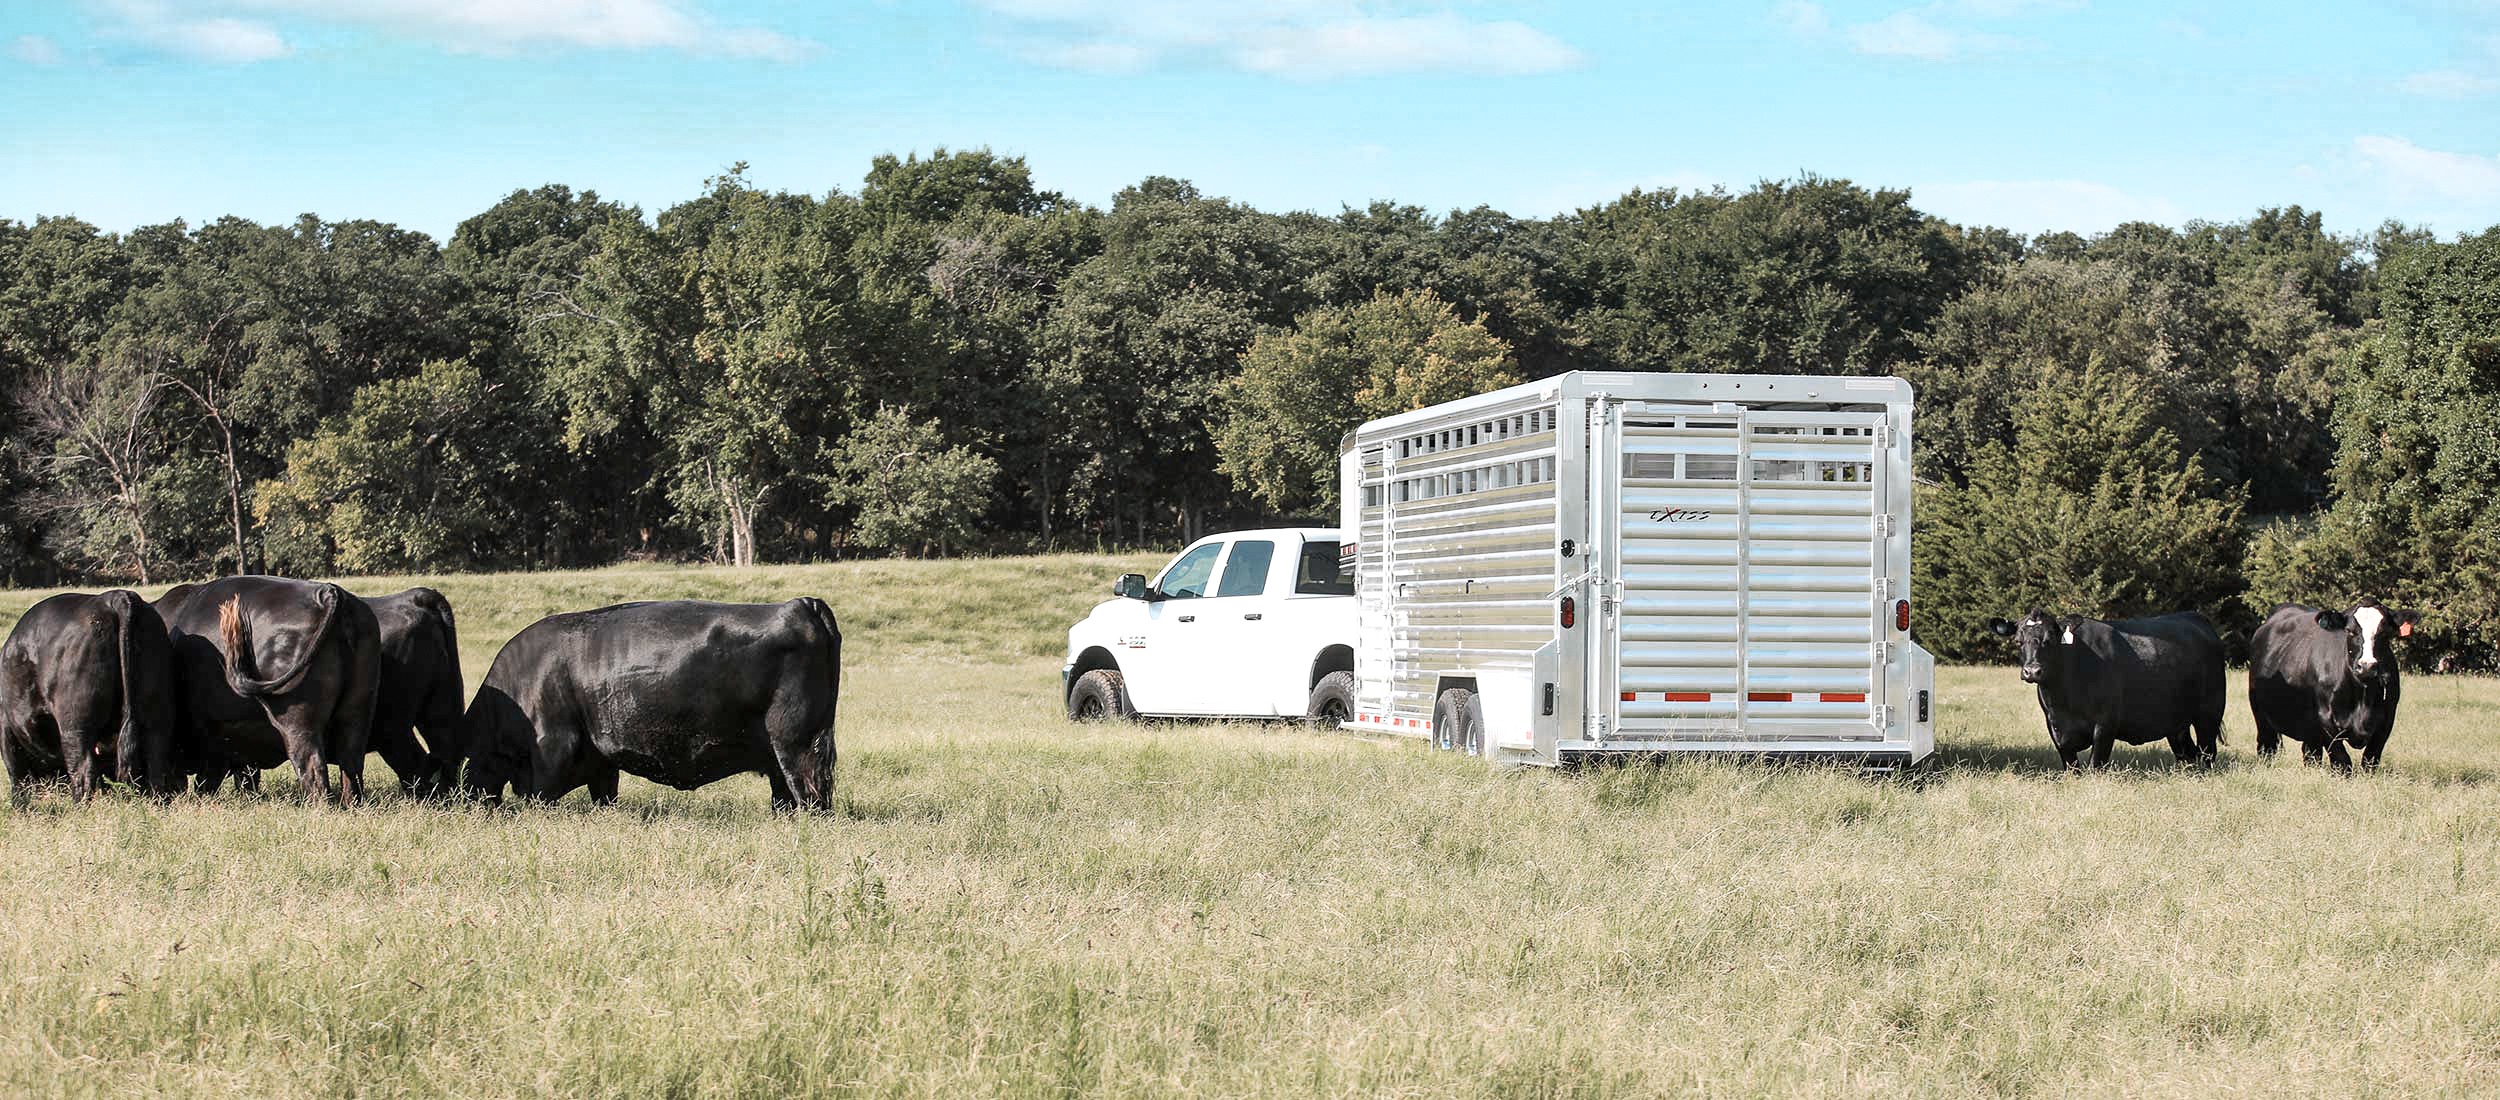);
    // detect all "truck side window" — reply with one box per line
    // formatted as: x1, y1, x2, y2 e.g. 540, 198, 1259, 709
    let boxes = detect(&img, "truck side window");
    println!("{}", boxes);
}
1217, 540, 1274, 597
1295, 541, 1355, 595
1157, 542, 1223, 599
